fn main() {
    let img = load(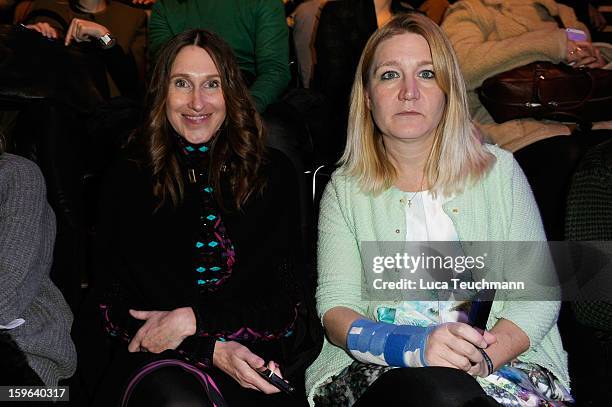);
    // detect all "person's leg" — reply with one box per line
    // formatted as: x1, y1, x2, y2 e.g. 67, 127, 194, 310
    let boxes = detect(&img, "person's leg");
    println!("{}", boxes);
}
93, 347, 300, 407
128, 362, 300, 407
127, 365, 215, 407
354, 367, 499, 407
